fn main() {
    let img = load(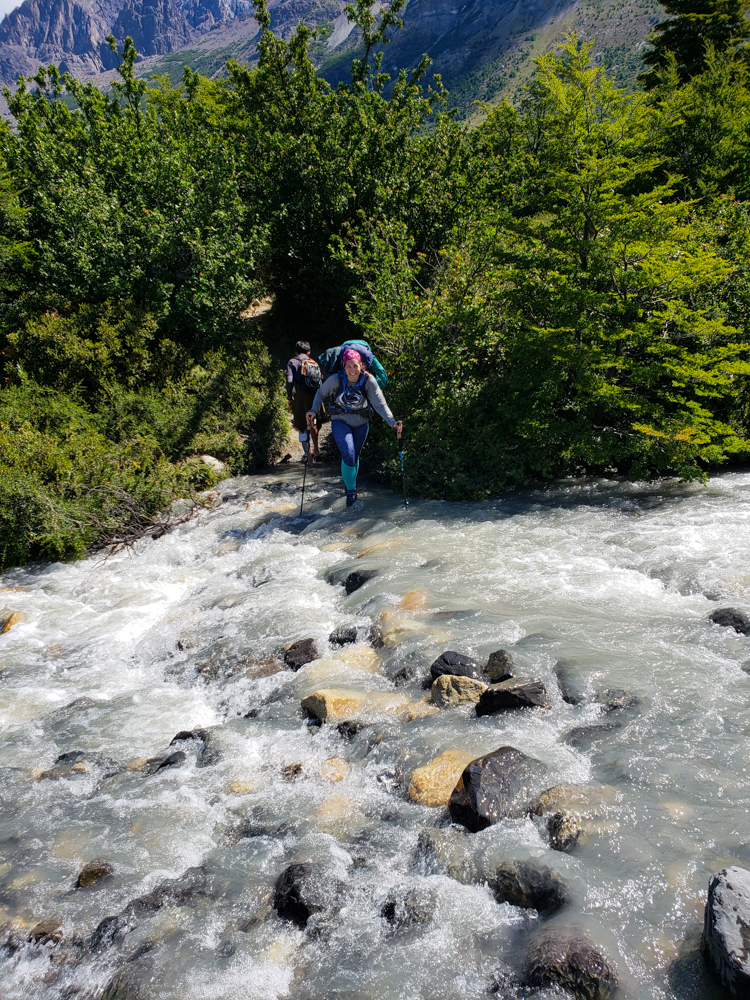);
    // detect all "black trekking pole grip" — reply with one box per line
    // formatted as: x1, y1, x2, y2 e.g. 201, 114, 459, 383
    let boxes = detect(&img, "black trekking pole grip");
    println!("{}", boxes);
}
397, 426, 408, 508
